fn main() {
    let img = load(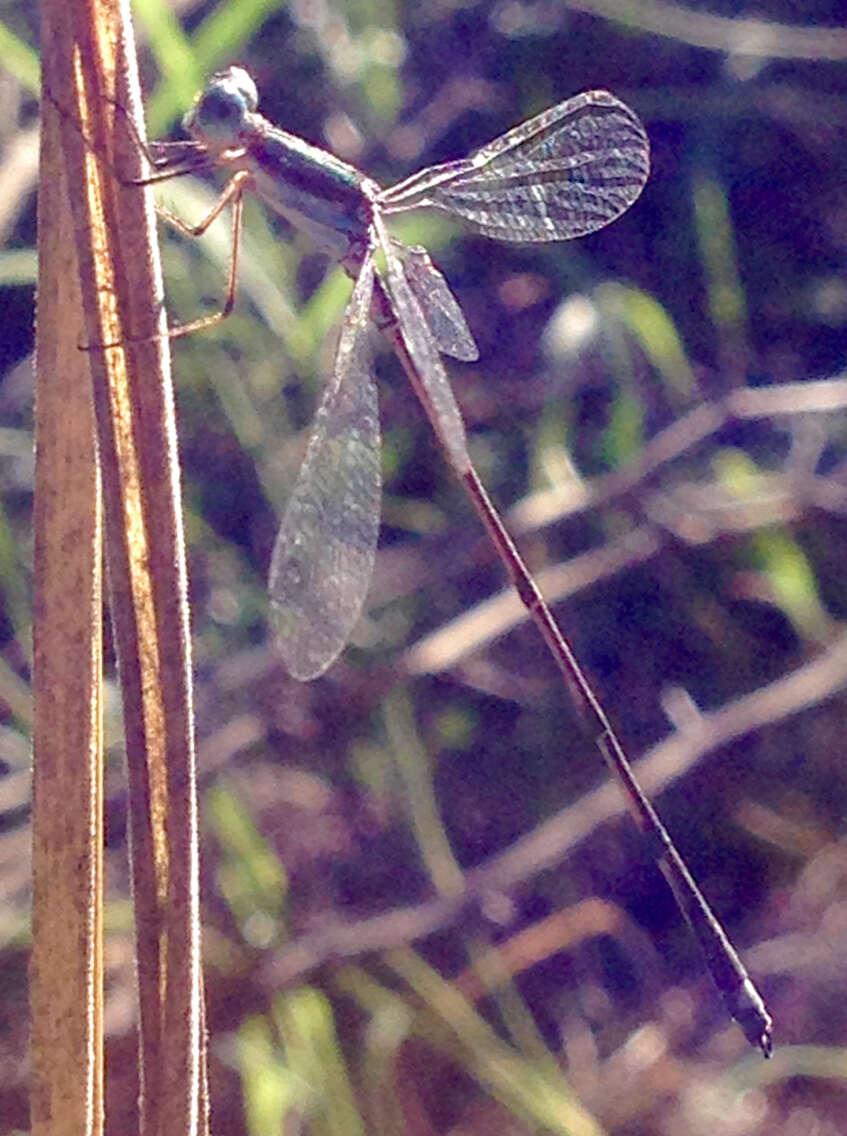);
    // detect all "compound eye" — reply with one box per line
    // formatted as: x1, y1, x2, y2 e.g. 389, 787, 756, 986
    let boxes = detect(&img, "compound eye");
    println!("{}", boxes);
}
202, 88, 242, 125
183, 67, 260, 140
227, 67, 259, 112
